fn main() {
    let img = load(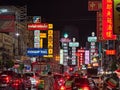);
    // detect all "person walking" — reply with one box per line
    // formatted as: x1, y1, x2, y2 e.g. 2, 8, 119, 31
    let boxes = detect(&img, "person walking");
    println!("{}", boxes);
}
44, 71, 54, 90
